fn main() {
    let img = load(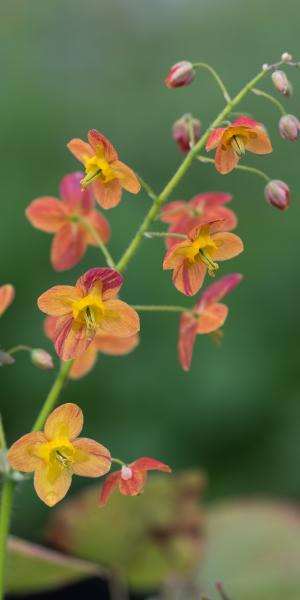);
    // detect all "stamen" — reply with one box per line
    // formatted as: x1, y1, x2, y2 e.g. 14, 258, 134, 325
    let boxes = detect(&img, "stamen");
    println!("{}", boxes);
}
199, 249, 219, 276
56, 449, 71, 468
84, 306, 97, 337
231, 135, 245, 157
80, 168, 101, 190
